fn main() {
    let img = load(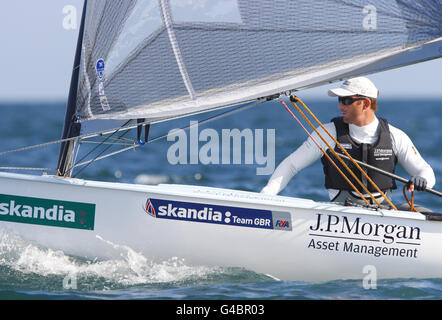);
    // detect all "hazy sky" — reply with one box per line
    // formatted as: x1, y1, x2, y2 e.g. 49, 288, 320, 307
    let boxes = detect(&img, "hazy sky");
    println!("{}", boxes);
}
0, 0, 441, 101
